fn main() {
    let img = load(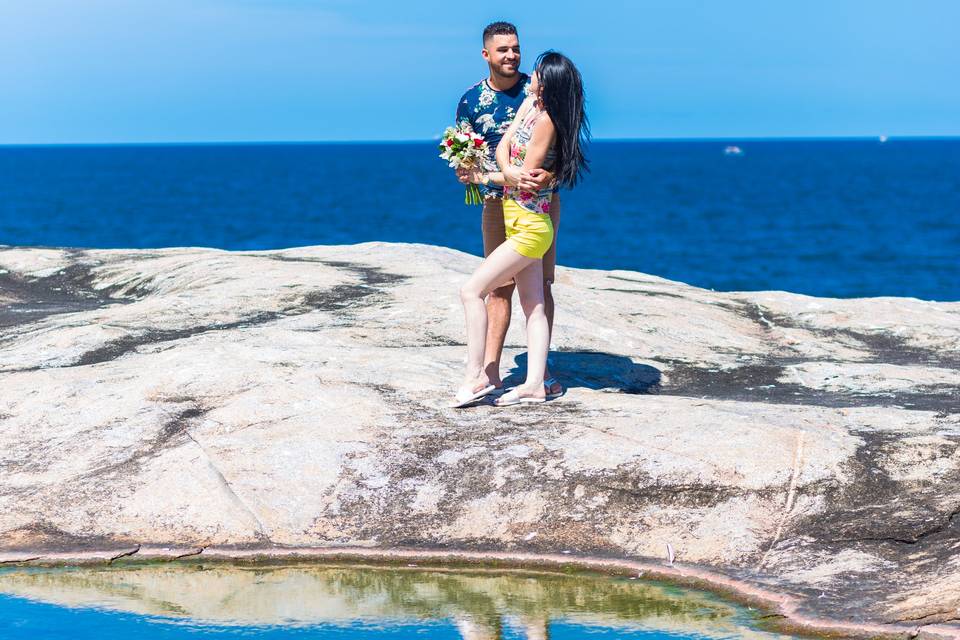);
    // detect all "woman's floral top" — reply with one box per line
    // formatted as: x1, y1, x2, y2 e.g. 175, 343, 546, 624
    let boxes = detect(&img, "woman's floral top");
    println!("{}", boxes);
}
456, 74, 530, 199
503, 103, 556, 214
